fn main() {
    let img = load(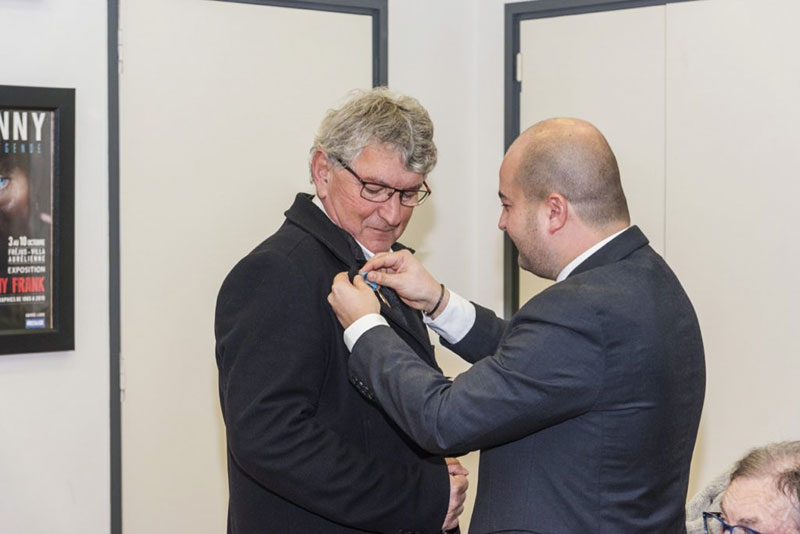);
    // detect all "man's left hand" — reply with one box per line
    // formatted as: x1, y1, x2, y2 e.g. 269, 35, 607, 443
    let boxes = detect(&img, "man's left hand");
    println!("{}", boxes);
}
328, 272, 381, 329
